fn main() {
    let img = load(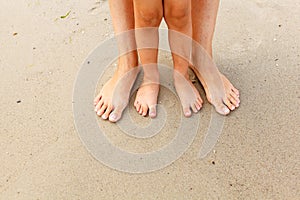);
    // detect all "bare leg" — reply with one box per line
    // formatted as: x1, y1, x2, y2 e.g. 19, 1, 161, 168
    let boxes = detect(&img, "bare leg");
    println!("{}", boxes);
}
164, 0, 203, 117
133, 0, 163, 117
191, 0, 240, 115
94, 0, 139, 122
